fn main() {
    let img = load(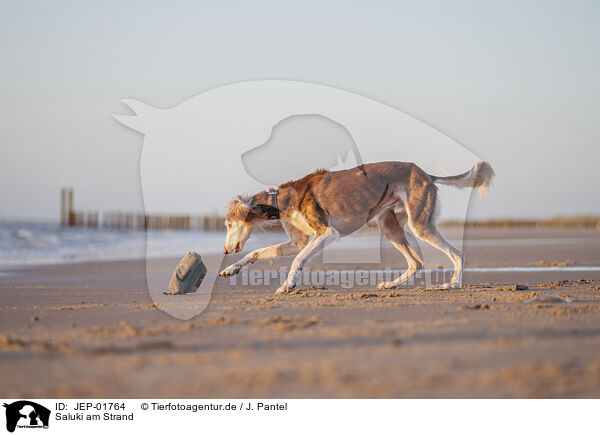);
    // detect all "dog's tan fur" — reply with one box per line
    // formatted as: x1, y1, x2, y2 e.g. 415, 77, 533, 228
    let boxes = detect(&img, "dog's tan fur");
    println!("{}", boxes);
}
219, 161, 494, 293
